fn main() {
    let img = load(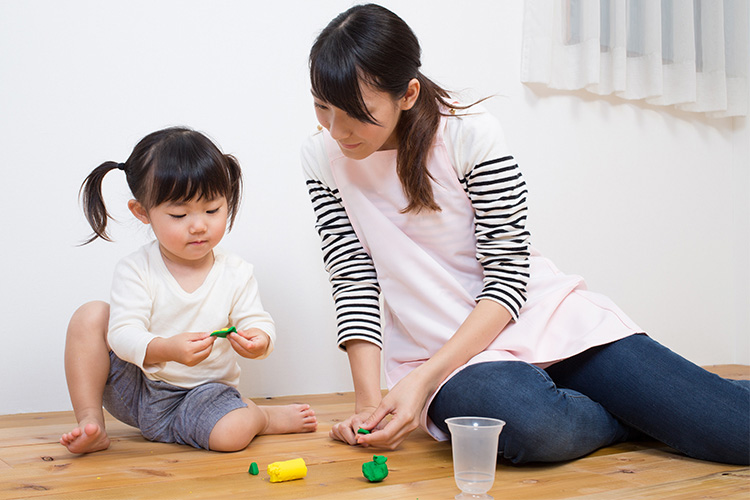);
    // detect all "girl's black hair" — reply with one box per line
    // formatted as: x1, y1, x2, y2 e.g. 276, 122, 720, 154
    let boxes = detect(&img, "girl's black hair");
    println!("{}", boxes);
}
310, 3, 470, 213
80, 127, 242, 244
